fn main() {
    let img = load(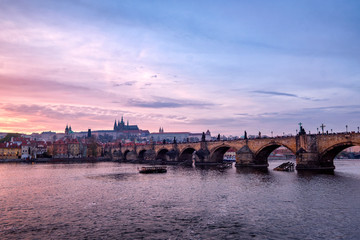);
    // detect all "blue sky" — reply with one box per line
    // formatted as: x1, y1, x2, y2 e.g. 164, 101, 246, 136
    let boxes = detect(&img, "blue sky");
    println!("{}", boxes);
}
0, 0, 359, 135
